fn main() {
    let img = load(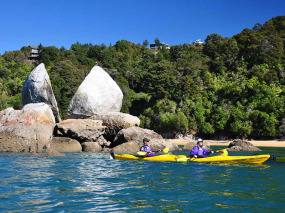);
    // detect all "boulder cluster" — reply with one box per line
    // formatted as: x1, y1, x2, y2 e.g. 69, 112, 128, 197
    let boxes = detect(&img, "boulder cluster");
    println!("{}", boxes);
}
0, 64, 178, 156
